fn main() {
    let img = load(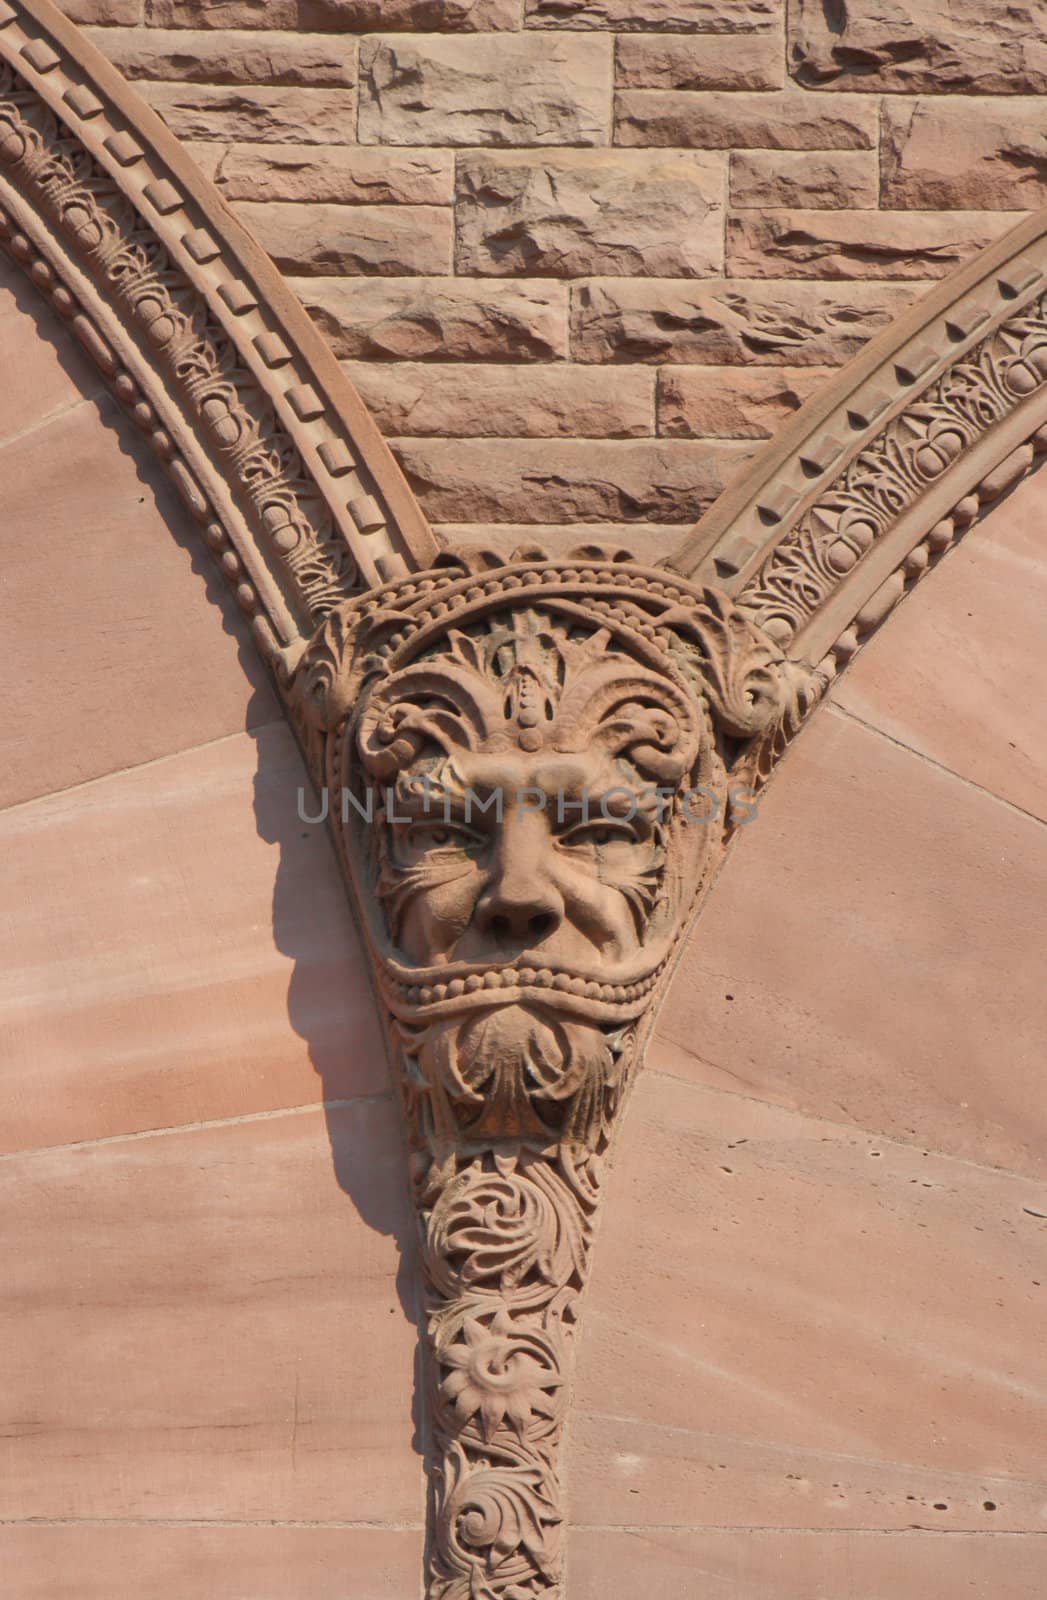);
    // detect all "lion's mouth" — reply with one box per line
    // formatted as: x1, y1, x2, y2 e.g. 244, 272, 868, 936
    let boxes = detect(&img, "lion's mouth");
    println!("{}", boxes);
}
377, 955, 669, 1021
